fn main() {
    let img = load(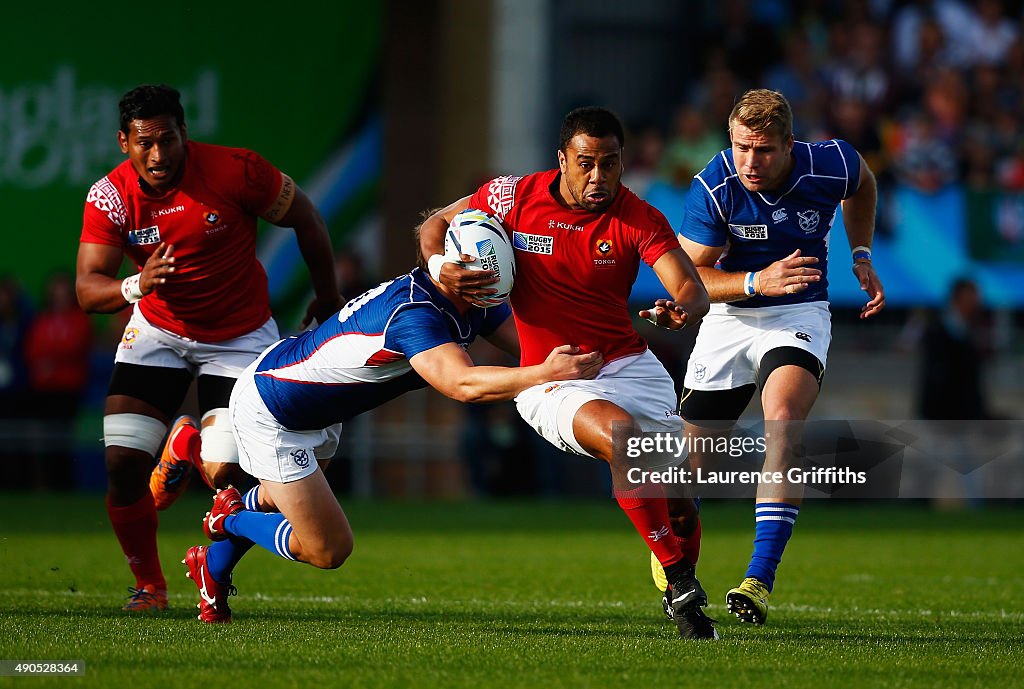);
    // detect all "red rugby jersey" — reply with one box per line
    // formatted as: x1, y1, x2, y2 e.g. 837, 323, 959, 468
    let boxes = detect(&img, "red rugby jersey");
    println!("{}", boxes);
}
81, 141, 283, 342
469, 170, 679, 367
